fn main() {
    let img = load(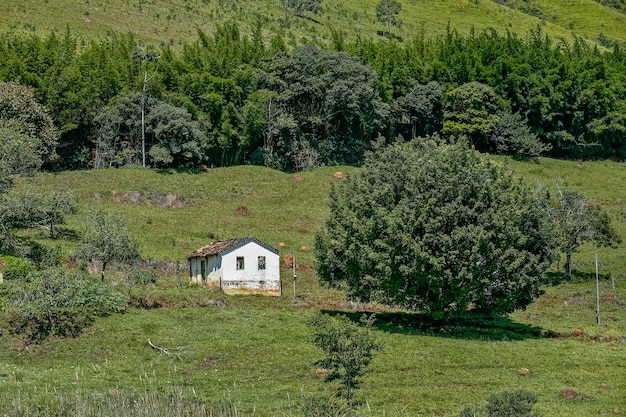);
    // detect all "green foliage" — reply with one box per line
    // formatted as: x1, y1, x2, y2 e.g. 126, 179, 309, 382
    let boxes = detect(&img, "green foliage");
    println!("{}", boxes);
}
395, 80, 443, 139
258, 45, 389, 170
315, 141, 557, 319
0, 128, 43, 193
0, 81, 57, 162
375, 0, 402, 35
94, 93, 209, 169
0, 256, 36, 280
301, 394, 356, 417
309, 313, 383, 405
124, 263, 158, 297
75, 208, 141, 281
460, 389, 543, 417
286, 0, 323, 16
2, 267, 125, 342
